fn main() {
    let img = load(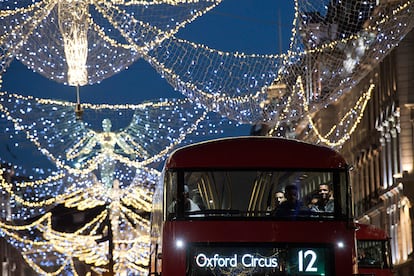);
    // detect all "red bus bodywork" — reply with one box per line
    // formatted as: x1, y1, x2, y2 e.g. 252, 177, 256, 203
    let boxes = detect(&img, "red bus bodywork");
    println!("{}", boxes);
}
165, 136, 347, 169
356, 223, 394, 276
150, 137, 357, 275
